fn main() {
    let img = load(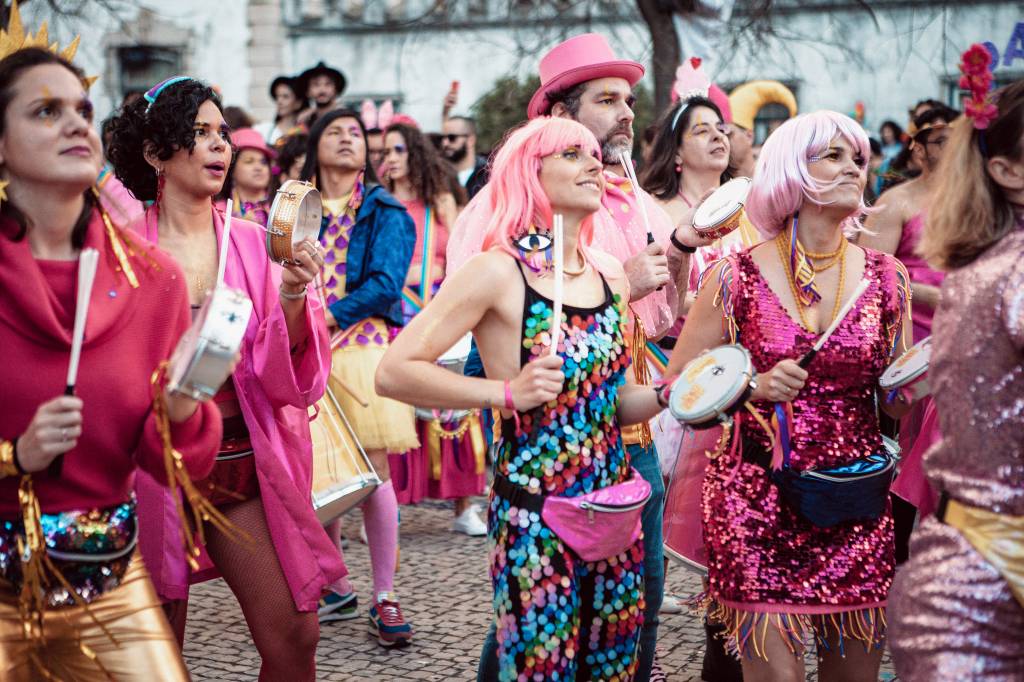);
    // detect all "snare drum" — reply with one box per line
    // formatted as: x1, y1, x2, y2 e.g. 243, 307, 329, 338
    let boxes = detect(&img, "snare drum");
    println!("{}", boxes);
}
669, 344, 757, 429
692, 177, 752, 240
880, 336, 932, 401
310, 385, 382, 524
168, 286, 253, 401
662, 426, 724, 573
414, 333, 473, 421
266, 180, 322, 265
